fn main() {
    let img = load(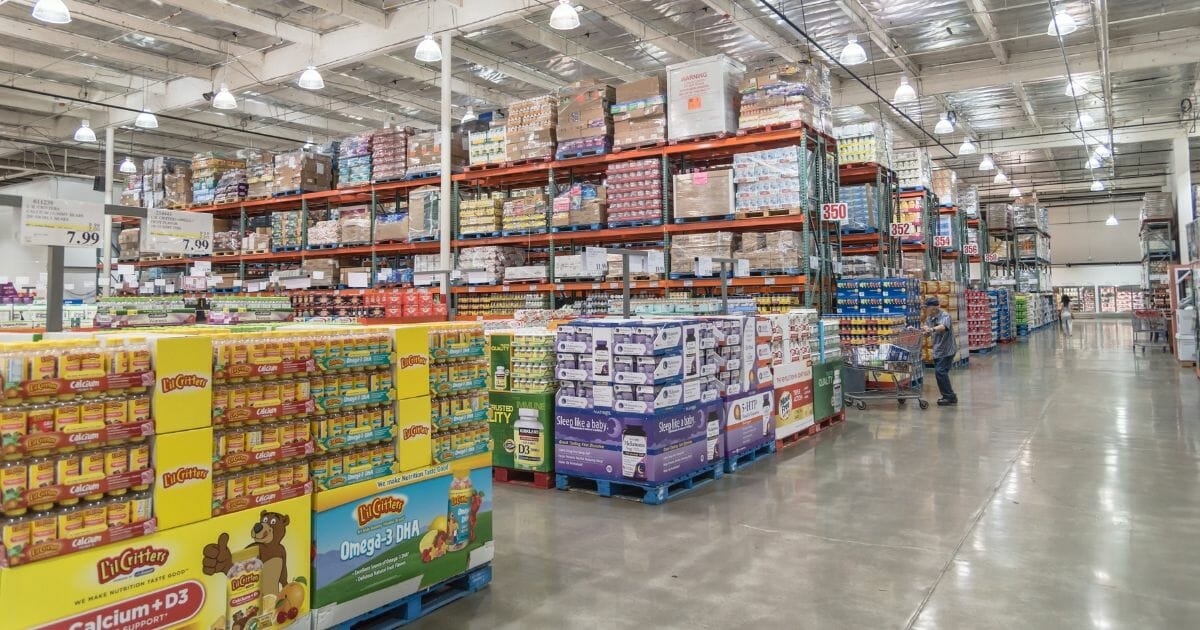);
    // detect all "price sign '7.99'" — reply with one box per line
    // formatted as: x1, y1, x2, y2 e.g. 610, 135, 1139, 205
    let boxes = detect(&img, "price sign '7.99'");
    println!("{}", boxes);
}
19, 198, 105, 248
141, 208, 214, 255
